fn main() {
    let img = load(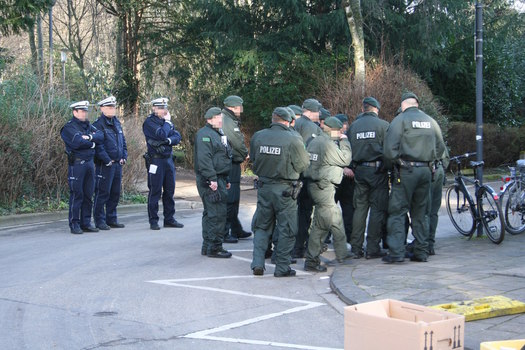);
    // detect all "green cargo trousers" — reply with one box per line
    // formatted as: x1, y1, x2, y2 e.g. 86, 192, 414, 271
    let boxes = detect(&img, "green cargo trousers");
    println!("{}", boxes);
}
350, 166, 389, 255
386, 166, 432, 260
251, 182, 297, 275
305, 181, 349, 267
429, 164, 445, 251
196, 175, 228, 254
